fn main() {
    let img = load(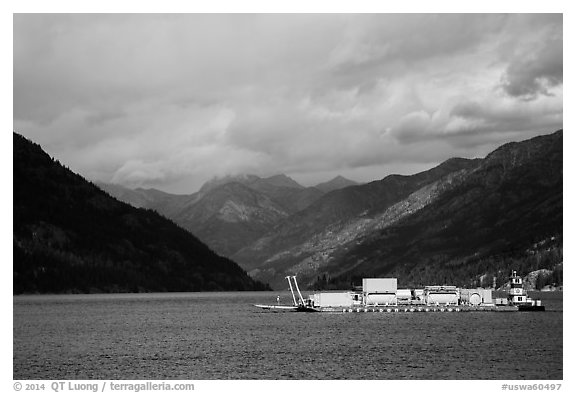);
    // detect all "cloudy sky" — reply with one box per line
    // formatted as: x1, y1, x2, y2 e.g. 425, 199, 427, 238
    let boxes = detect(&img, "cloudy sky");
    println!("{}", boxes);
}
13, 14, 563, 193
